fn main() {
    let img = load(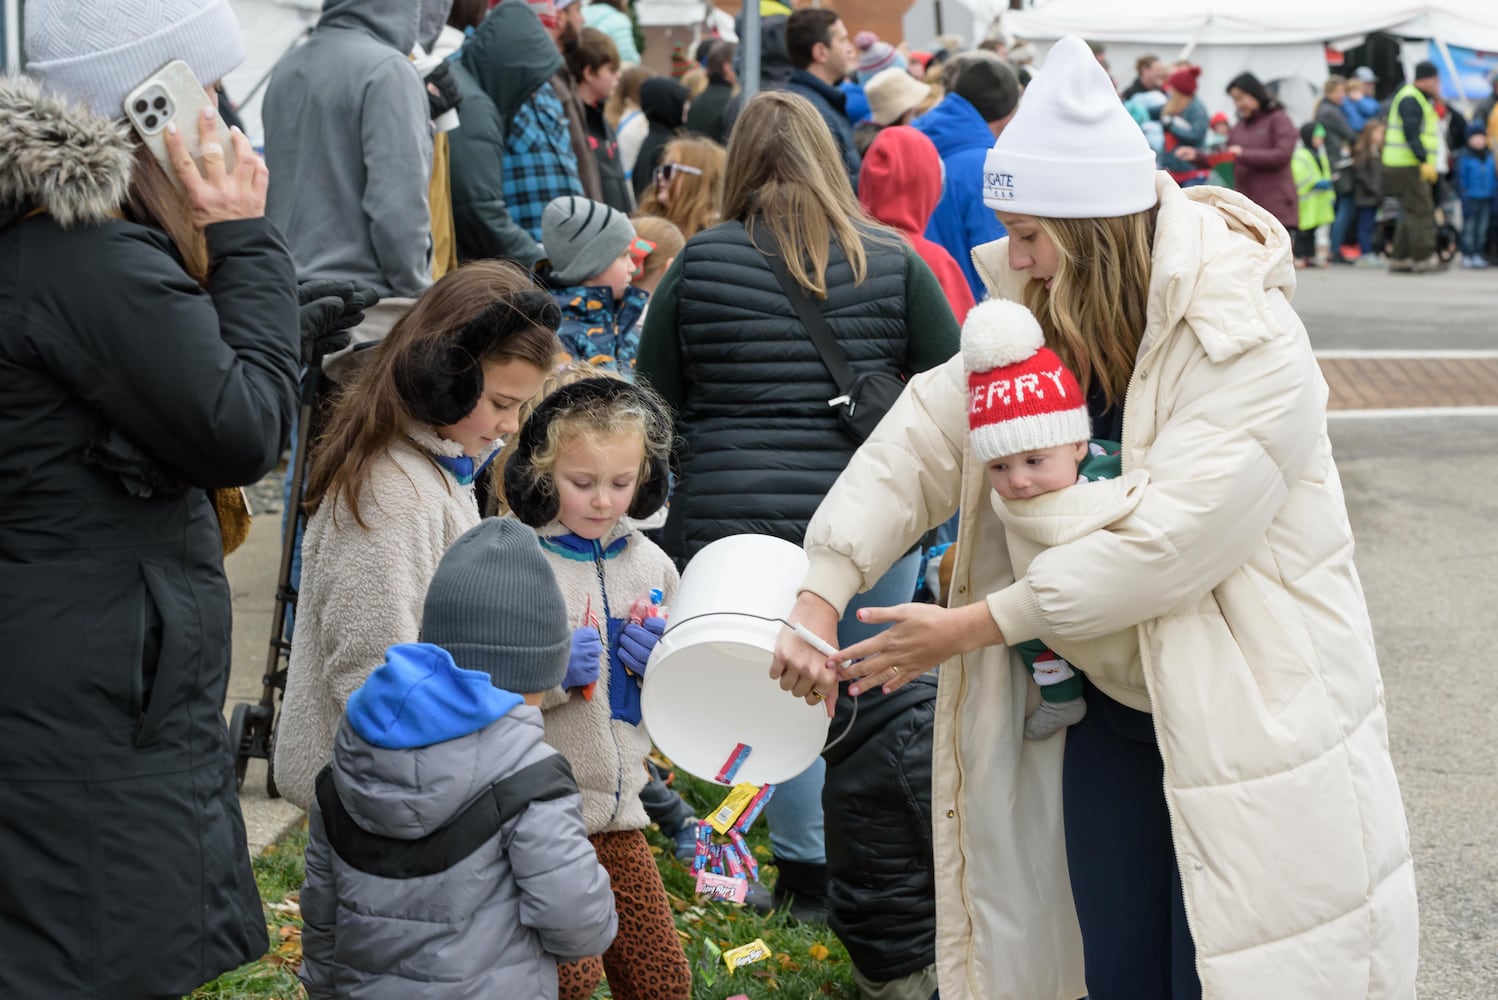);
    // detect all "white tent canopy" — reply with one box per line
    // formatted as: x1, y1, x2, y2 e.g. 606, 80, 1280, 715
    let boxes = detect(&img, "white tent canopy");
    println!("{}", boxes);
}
1001, 0, 1498, 124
